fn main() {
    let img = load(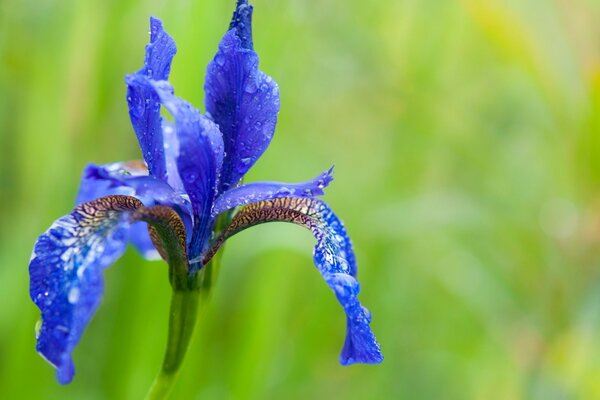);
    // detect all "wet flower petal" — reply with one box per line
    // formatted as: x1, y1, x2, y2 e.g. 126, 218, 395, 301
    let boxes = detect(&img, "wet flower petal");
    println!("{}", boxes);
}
204, 198, 382, 364
212, 167, 334, 216
76, 161, 193, 258
30, 196, 188, 384
162, 121, 185, 192
125, 17, 177, 181
204, 0, 280, 191
29, 196, 143, 384
145, 79, 224, 264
